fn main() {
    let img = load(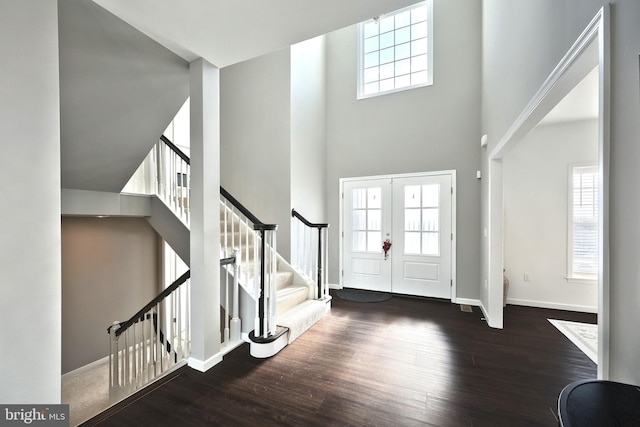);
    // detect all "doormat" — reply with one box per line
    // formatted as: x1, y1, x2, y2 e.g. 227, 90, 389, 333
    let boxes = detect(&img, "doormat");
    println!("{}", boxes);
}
335, 288, 392, 303
548, 319, 598, 364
